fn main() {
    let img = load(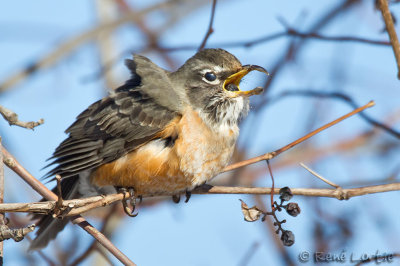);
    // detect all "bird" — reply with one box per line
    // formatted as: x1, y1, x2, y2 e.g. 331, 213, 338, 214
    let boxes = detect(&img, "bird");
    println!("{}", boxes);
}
29, 48, 269, 250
